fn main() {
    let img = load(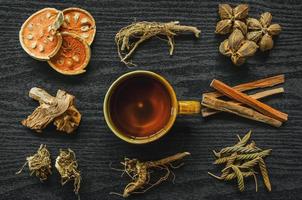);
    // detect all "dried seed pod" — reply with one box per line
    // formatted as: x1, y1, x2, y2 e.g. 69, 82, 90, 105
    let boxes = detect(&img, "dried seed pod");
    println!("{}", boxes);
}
48, 32, 91, 75
215, 4, 249, 35
60, 7, 96, 45
219, 29, 258, 65
56, 148, 81, 195
16, 144, 52, 182
247, 12, 281, 51
19, 8, 63, 60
